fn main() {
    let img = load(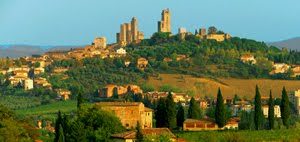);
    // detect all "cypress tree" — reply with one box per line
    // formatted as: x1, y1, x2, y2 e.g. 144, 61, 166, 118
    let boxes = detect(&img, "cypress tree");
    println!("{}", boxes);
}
280, 87, 291, 128
155, 98, 167, 127
58, 124, 65, 142
136, 121, 144, 142
188, 97, 202, 119
54, 111, 63, 142
77, 93, 83, 110
268, 90, 275, 130
165, 92, 177, 129
112, 87, 119, 99
254, 85, 264, 130
176, 103, 185, 128
215, 88, 226, 128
